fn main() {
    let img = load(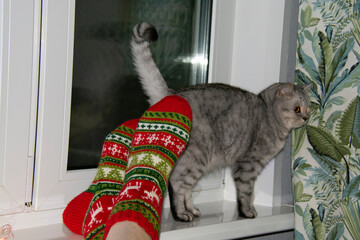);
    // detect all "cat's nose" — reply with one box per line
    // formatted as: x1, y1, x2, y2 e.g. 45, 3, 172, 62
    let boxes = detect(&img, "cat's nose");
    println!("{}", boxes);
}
303, 117, 308, 122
